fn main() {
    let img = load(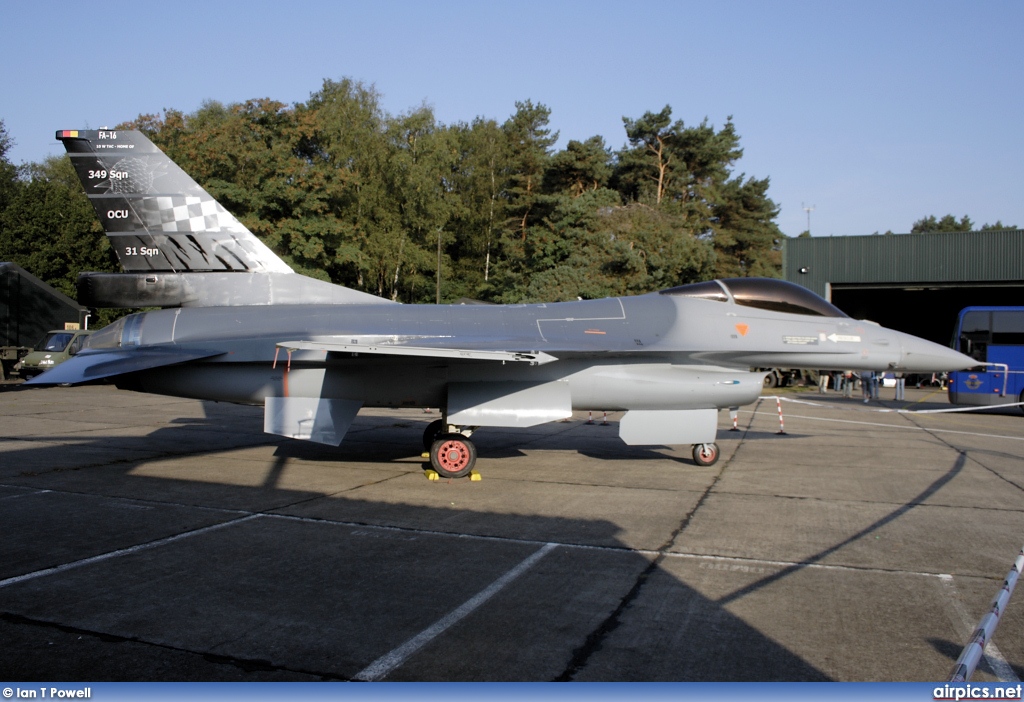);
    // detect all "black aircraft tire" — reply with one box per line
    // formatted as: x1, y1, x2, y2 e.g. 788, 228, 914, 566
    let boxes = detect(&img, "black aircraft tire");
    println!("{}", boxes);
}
1019, 390, 1024, 417
423, 419, 444, 450
692, 443, 720, 467
763, 373, 778, 389
430, 433, 477, 479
